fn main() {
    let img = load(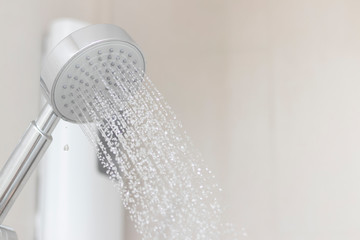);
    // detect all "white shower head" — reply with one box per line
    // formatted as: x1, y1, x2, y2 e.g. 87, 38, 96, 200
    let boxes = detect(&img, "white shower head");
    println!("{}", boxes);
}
41, 24, 145, 123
